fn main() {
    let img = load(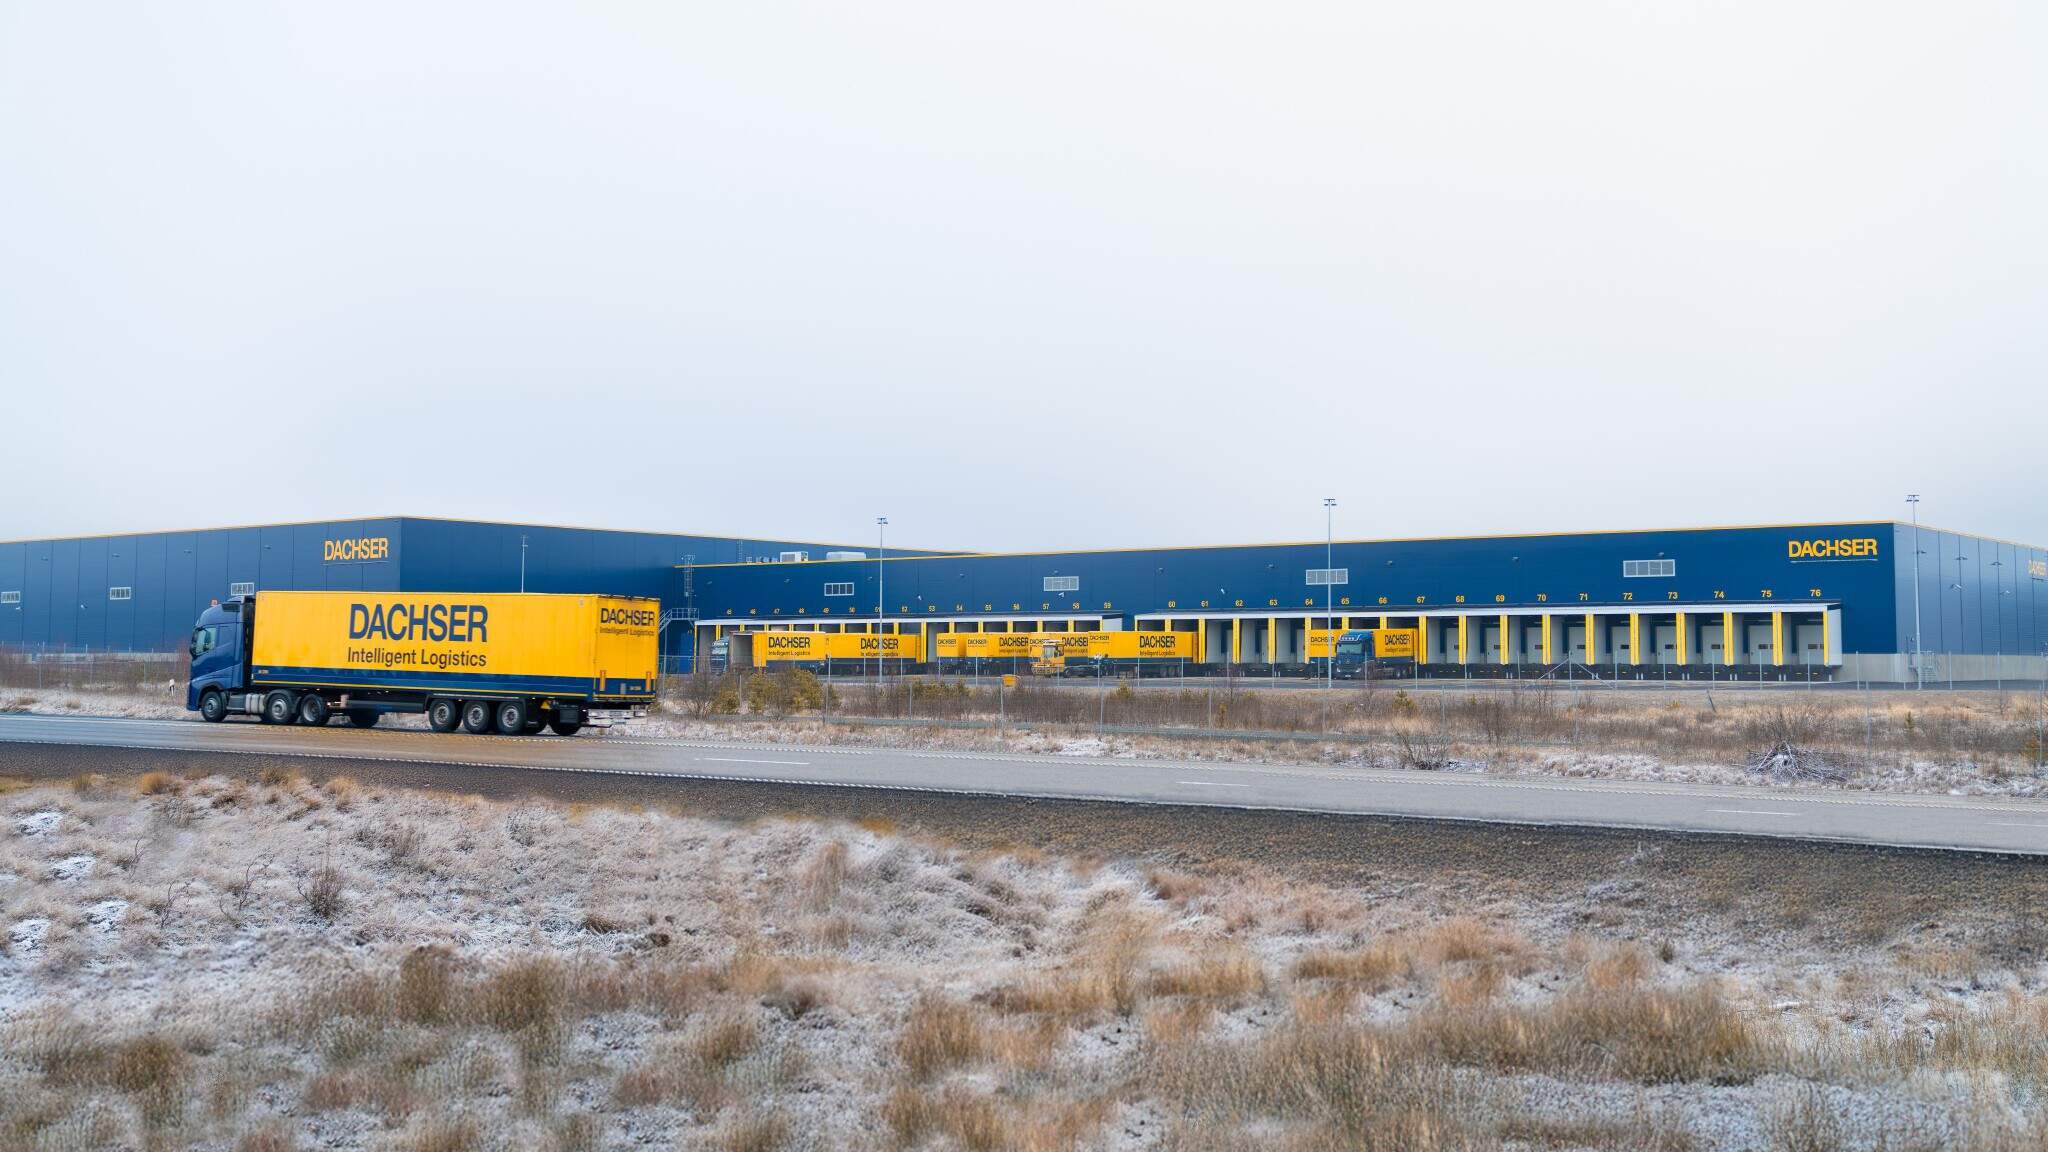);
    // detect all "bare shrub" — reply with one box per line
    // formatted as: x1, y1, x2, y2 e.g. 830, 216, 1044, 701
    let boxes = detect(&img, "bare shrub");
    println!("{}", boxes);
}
296, 860, 346, 920
382, 821, 424, 864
